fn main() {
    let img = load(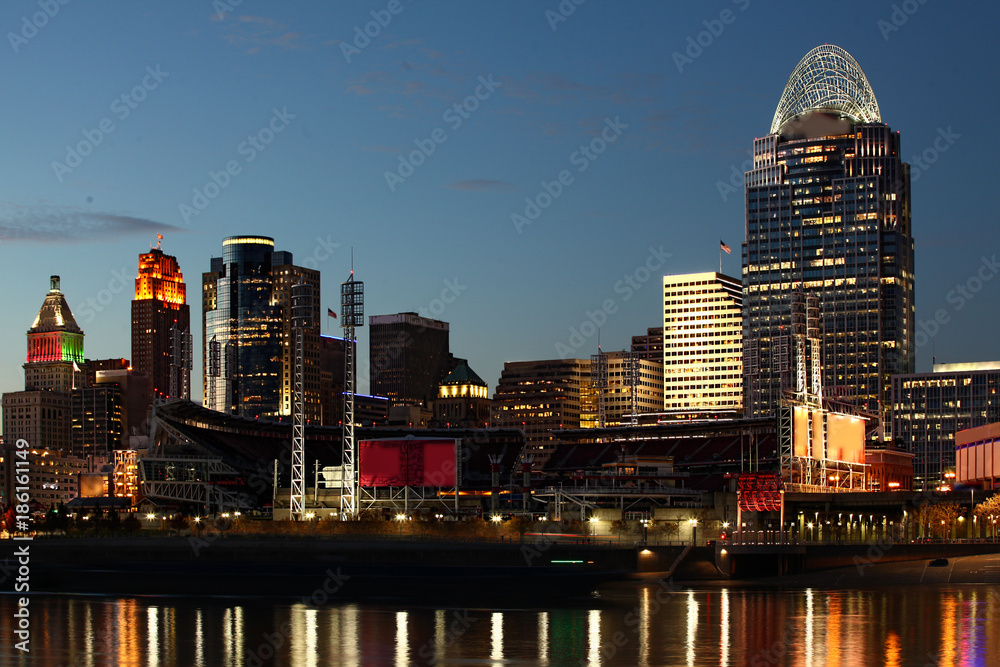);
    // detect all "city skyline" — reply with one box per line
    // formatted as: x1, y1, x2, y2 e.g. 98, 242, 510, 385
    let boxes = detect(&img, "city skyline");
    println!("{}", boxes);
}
0, 2, 996, 403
